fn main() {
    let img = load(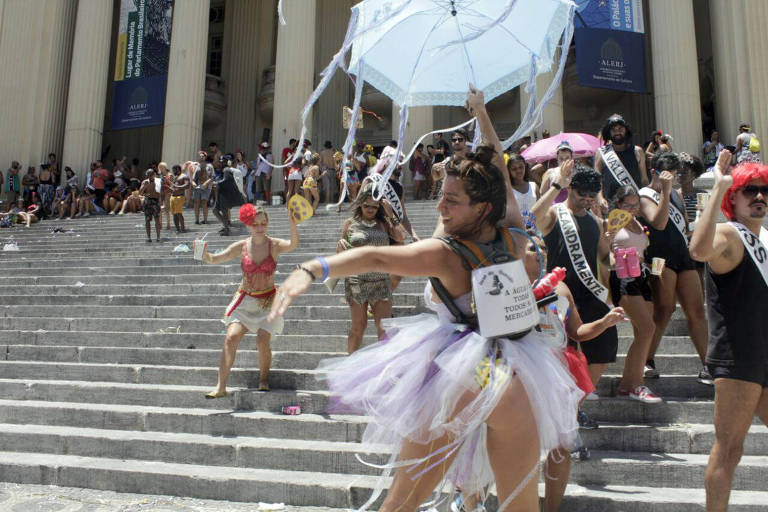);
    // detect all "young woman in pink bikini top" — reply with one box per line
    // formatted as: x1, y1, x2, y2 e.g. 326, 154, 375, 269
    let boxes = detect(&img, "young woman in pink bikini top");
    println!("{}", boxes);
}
201, 203, 299, 397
